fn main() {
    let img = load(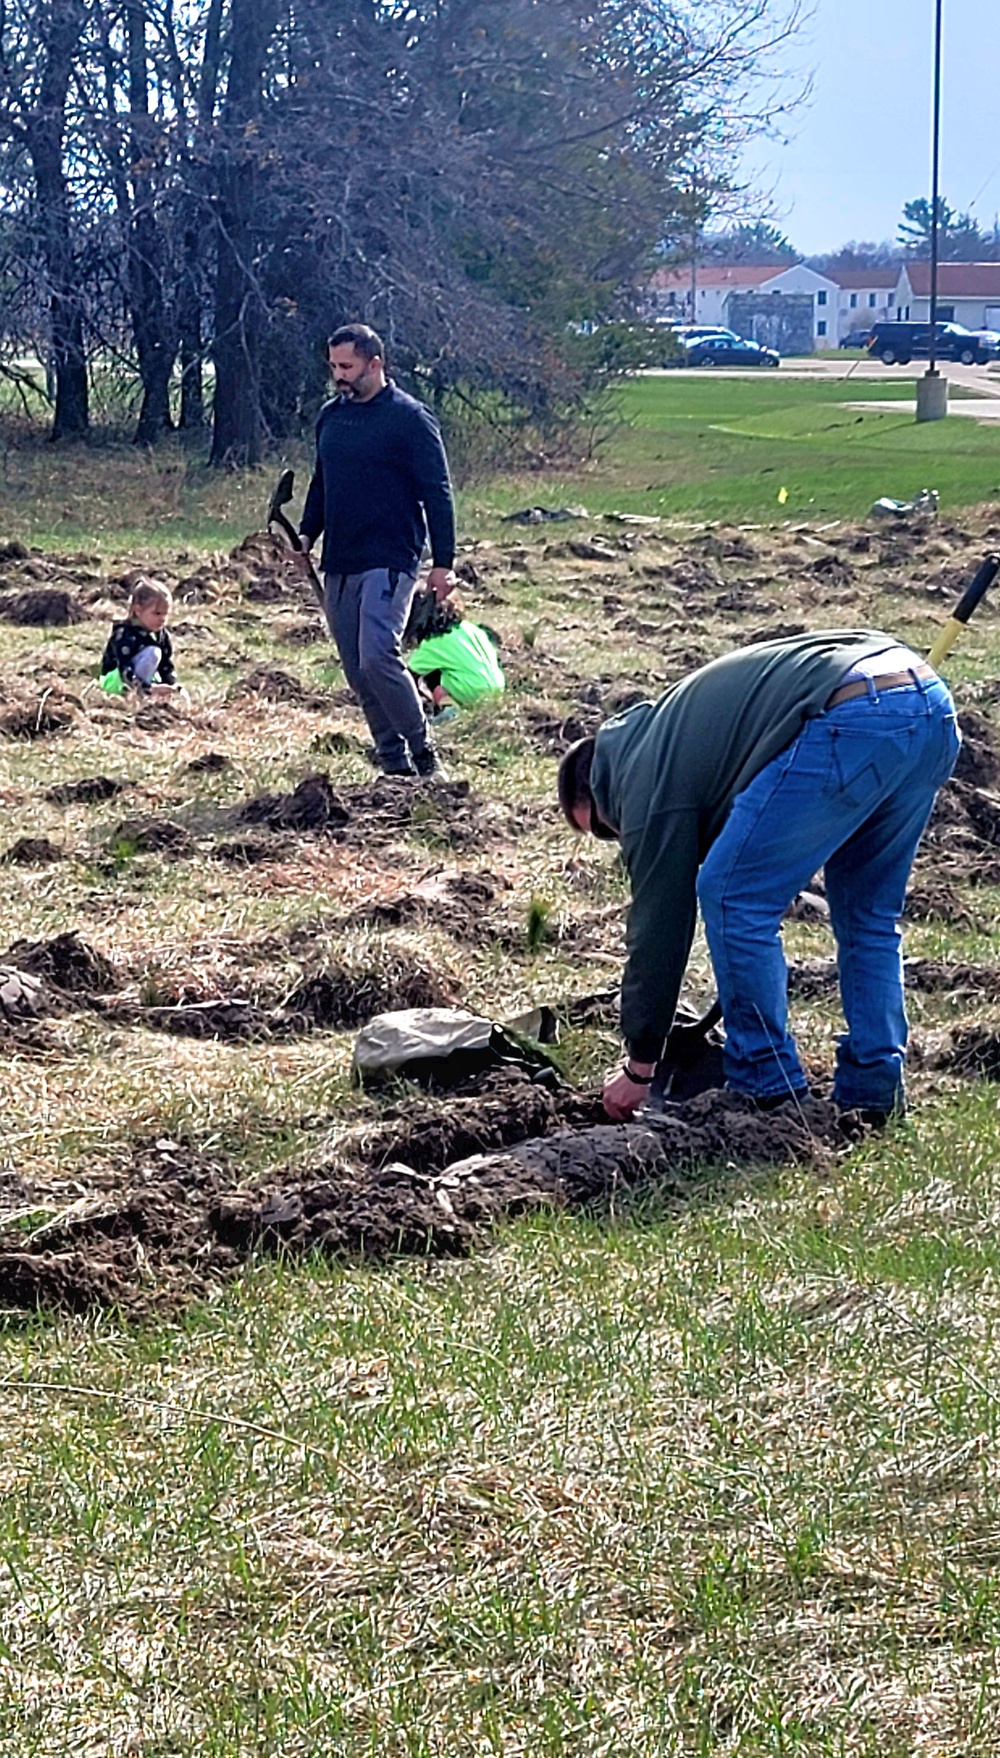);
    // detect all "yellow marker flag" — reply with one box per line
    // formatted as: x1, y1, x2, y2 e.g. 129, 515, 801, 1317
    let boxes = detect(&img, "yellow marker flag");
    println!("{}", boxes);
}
777, 486, 788, 505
